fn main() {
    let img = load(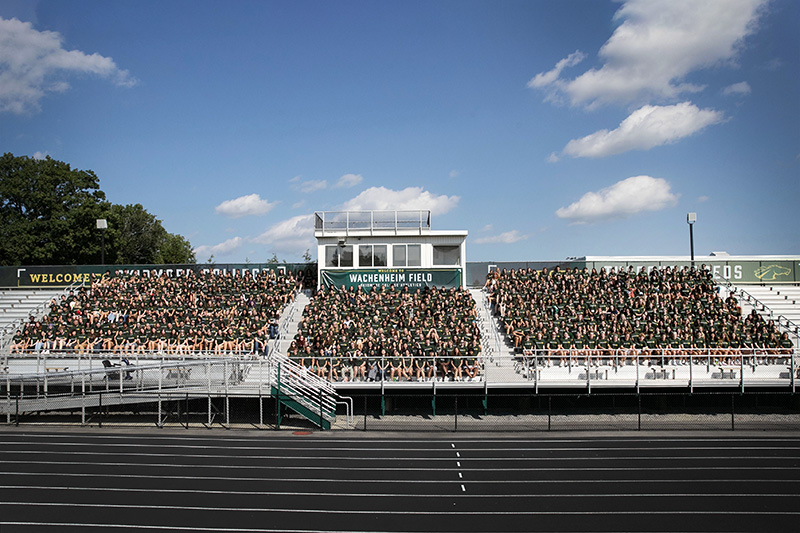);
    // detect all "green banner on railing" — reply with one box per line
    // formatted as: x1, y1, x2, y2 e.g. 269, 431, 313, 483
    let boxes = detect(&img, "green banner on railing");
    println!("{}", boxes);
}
321, 268, 462, 291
